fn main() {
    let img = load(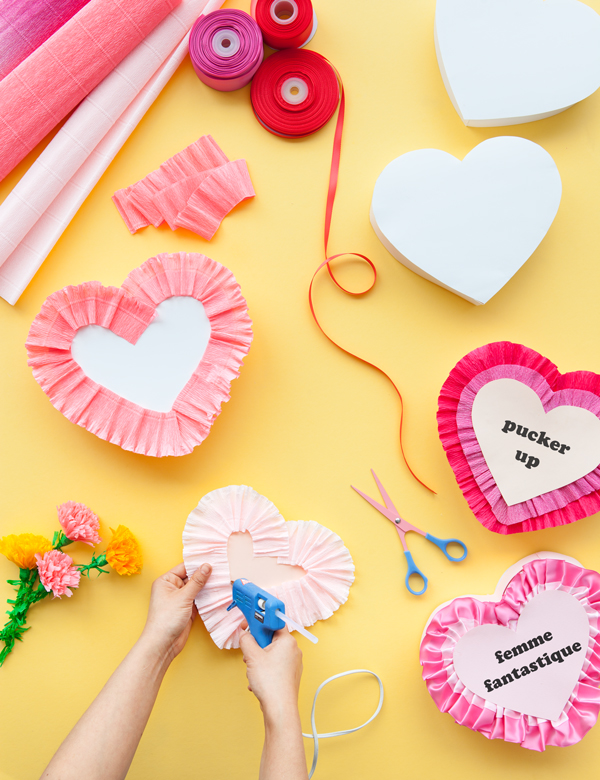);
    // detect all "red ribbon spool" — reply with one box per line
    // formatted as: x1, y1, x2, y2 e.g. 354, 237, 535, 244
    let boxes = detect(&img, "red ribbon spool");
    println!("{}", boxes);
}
251, 0, 317, 49
250, 49, 339, 137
